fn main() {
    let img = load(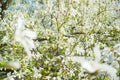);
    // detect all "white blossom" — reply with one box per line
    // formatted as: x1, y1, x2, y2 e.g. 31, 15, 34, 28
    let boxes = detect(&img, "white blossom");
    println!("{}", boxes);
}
81, 61, 100, 73
14, 17, 37, 58
66, 55, 118, 79
4, 77, 14, 80
5, 61, 21, 70
75, 46, 85, 55
33, 67, 42, 78
94, 44, 101, 62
